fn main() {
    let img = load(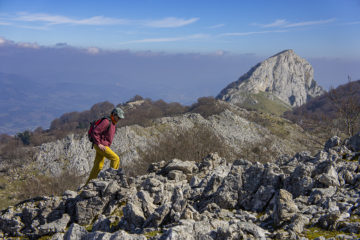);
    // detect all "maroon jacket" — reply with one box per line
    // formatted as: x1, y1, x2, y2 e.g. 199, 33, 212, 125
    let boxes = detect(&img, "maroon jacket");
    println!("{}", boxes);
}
92, 118, 116, 147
